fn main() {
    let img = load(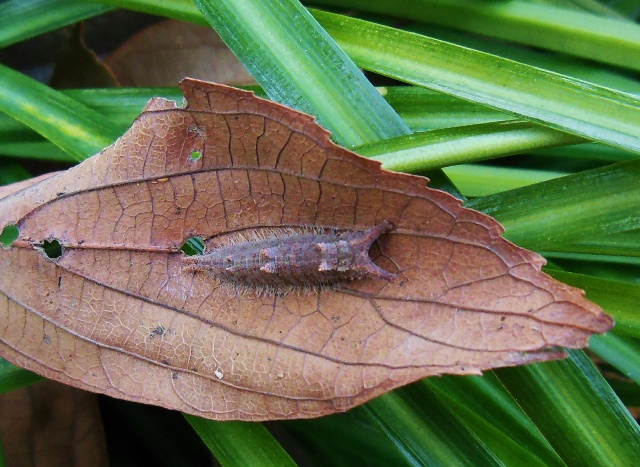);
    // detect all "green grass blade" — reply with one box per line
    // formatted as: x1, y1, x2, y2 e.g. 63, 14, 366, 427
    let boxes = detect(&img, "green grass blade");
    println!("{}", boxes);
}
590, 333, 640, 385
381, 85, 513, 130
466, 160, 640, 250
91, 0, 208, 24
426, 375, 563, 466
192, 0, 409, 146
539, 0, 631, 19
0, 142, 76, 162
406, 24, 640, 94
361, 390, 502, 465
356, 120, 584, 172
565, 230, 640, 257
0, 358, 43, 394
0, 0, 113, 47
0, 163, 31, 185
314, 0, 640, 72
443, 164, 569, 197
312, 10, 640, 154
0, 64, 121, 160
184, 415, 297, 467
495, 352, 640, 465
